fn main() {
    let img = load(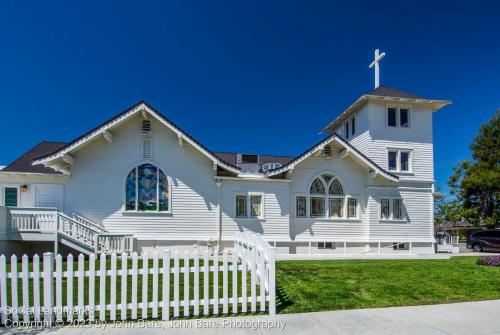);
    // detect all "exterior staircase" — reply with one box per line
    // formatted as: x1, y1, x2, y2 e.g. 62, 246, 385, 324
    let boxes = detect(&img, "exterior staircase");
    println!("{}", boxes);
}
8, 207, 134, 255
